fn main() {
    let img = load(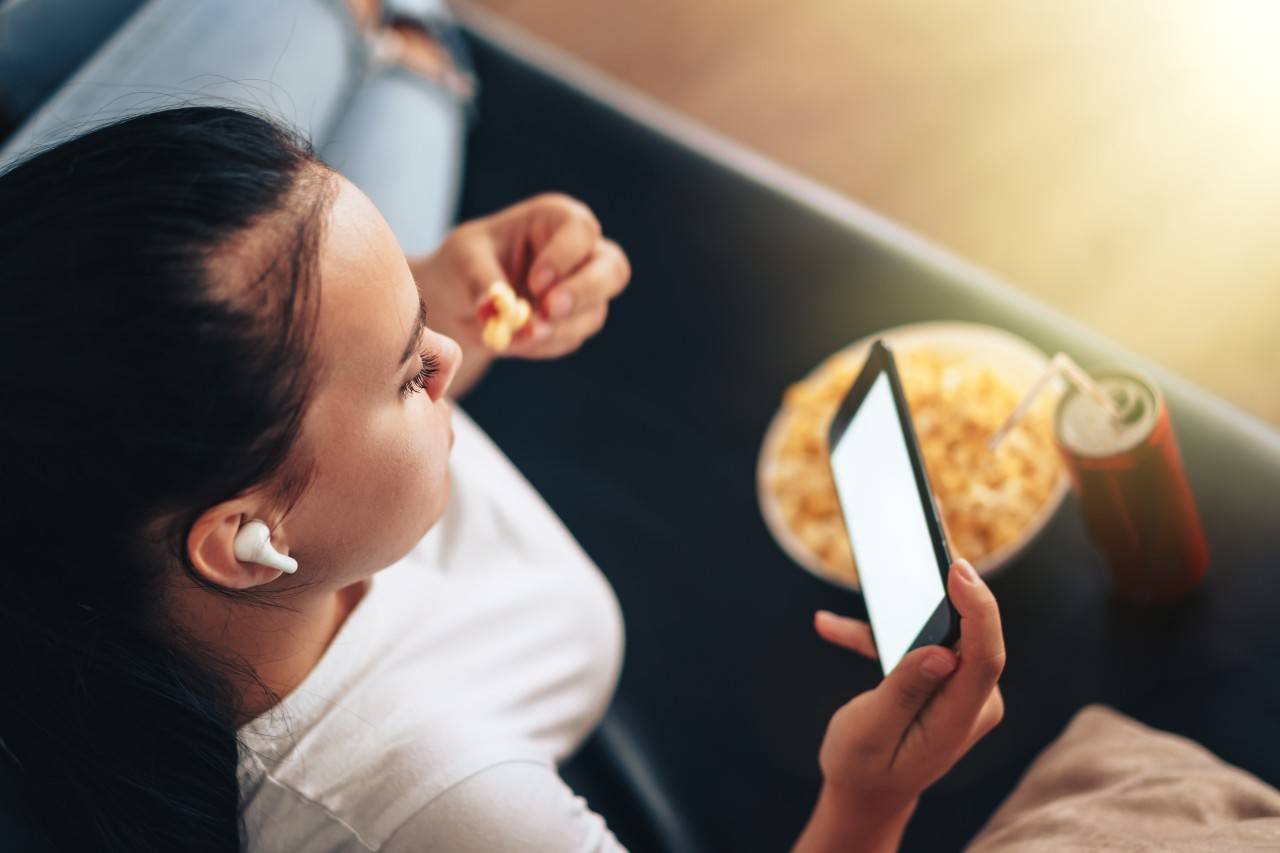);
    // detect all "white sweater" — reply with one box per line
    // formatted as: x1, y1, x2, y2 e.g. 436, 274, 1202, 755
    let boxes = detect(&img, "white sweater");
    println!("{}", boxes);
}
238, 406, 627, 851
